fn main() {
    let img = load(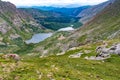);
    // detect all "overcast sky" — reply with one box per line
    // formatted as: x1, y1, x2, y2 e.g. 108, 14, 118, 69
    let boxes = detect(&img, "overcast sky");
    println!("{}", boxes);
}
2, 0, 108, 7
